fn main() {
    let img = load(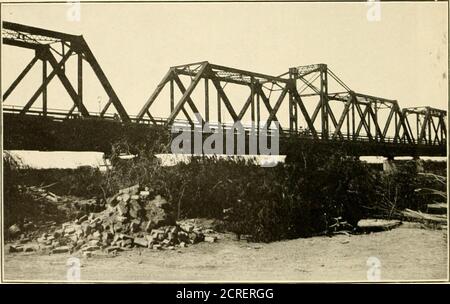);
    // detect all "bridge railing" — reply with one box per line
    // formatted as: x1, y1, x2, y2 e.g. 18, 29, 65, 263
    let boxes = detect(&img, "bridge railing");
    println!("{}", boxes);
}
2, 105, 445, 147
